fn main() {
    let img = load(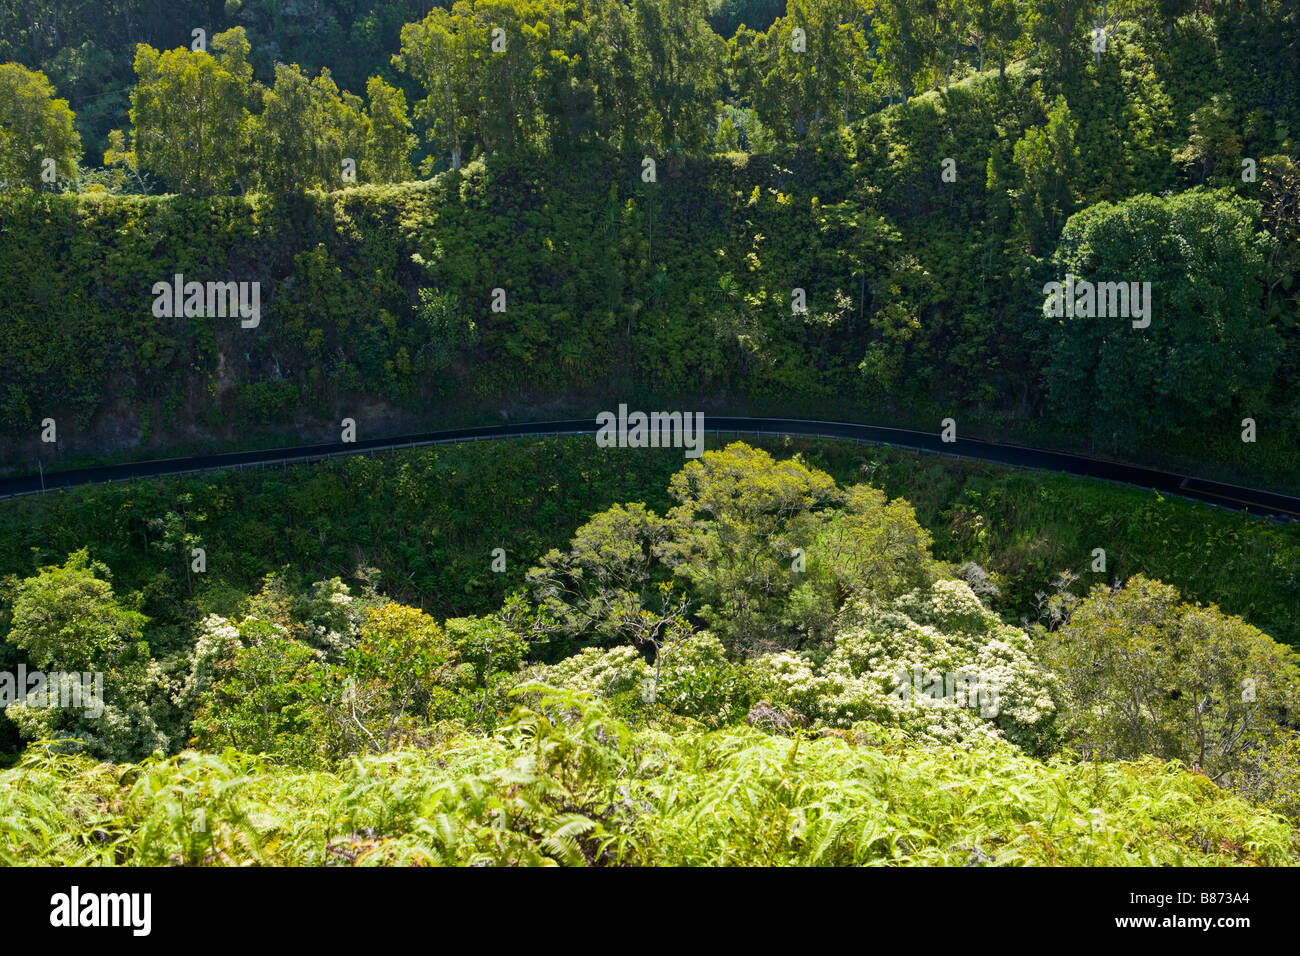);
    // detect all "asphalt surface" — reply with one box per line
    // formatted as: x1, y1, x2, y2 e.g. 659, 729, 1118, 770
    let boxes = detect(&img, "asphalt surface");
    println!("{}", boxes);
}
2, 416, 1297, 520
